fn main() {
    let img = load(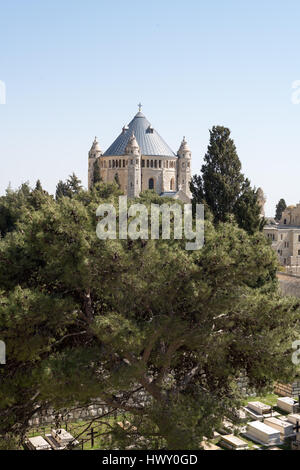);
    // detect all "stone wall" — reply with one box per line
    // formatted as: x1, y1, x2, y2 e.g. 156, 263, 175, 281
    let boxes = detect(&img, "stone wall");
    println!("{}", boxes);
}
274, 381, 300, 398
